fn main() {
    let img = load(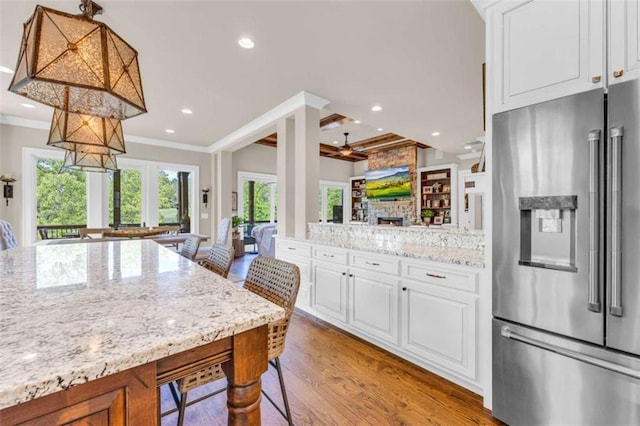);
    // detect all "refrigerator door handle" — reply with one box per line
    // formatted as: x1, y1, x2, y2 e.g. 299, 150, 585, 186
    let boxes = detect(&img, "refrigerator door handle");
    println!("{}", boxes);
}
610, 126, 624, 317
588, 130, 601, 312
501, 326, 640, 380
